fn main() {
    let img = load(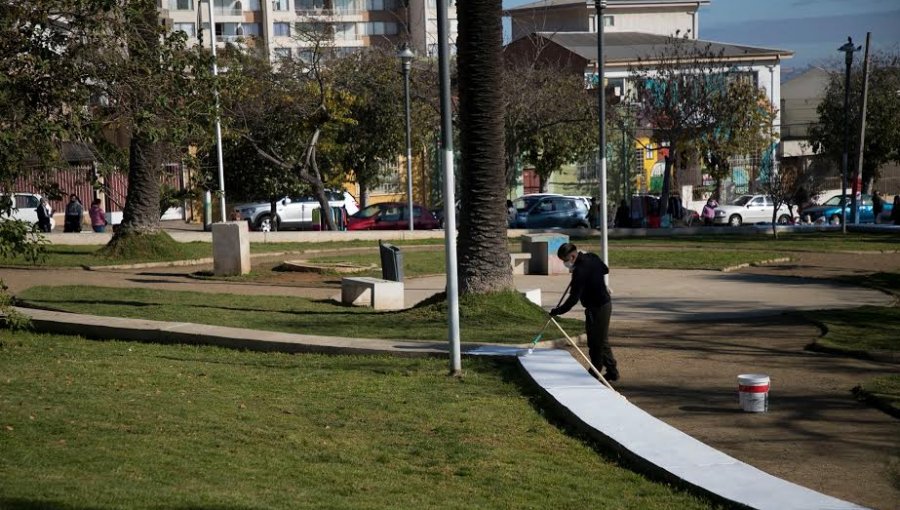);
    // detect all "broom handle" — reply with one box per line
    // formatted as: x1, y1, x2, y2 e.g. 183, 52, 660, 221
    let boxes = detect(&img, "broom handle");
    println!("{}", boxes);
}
549, 316, 618, 393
